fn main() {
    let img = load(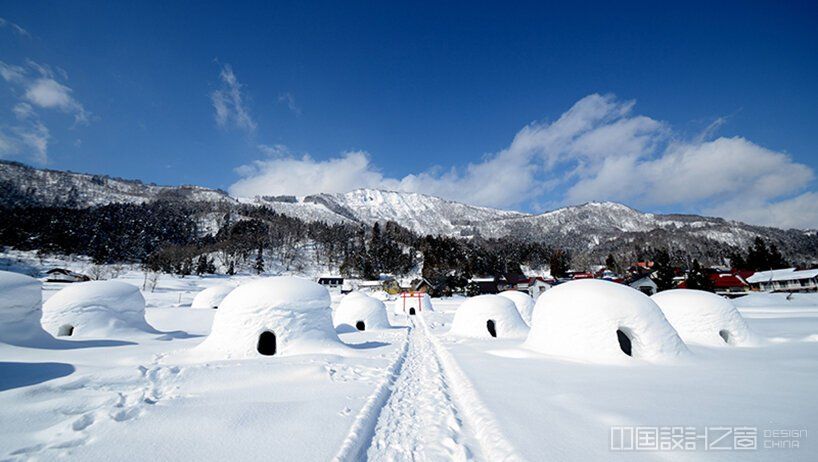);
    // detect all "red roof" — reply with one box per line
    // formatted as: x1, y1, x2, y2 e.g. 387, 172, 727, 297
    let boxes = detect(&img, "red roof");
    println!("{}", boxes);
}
710, 273, 748, 288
